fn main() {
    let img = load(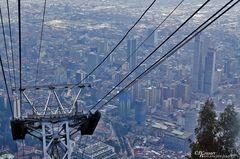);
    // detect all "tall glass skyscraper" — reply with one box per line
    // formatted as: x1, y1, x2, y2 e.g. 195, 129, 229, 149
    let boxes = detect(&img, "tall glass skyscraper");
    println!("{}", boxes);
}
192, 34, 205, 93
192, 35, 216, 95
127, 39, 137, 71
135, 99, 146, 125
119, 90, 131, 121
203, 48, 216, 95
